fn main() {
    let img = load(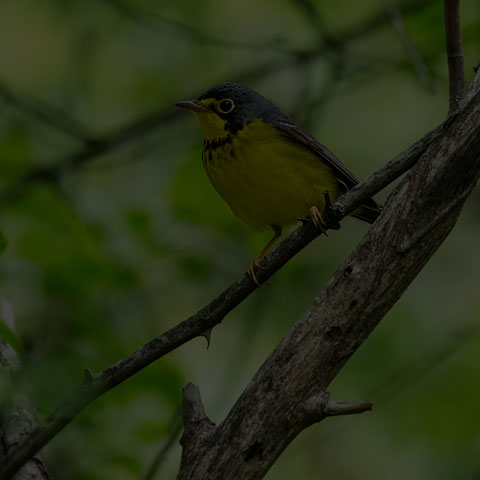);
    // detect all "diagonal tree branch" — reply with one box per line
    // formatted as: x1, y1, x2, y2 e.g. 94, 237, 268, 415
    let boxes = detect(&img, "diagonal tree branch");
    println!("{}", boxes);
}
444, 0, 466, 114
0, 101, 444, 479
